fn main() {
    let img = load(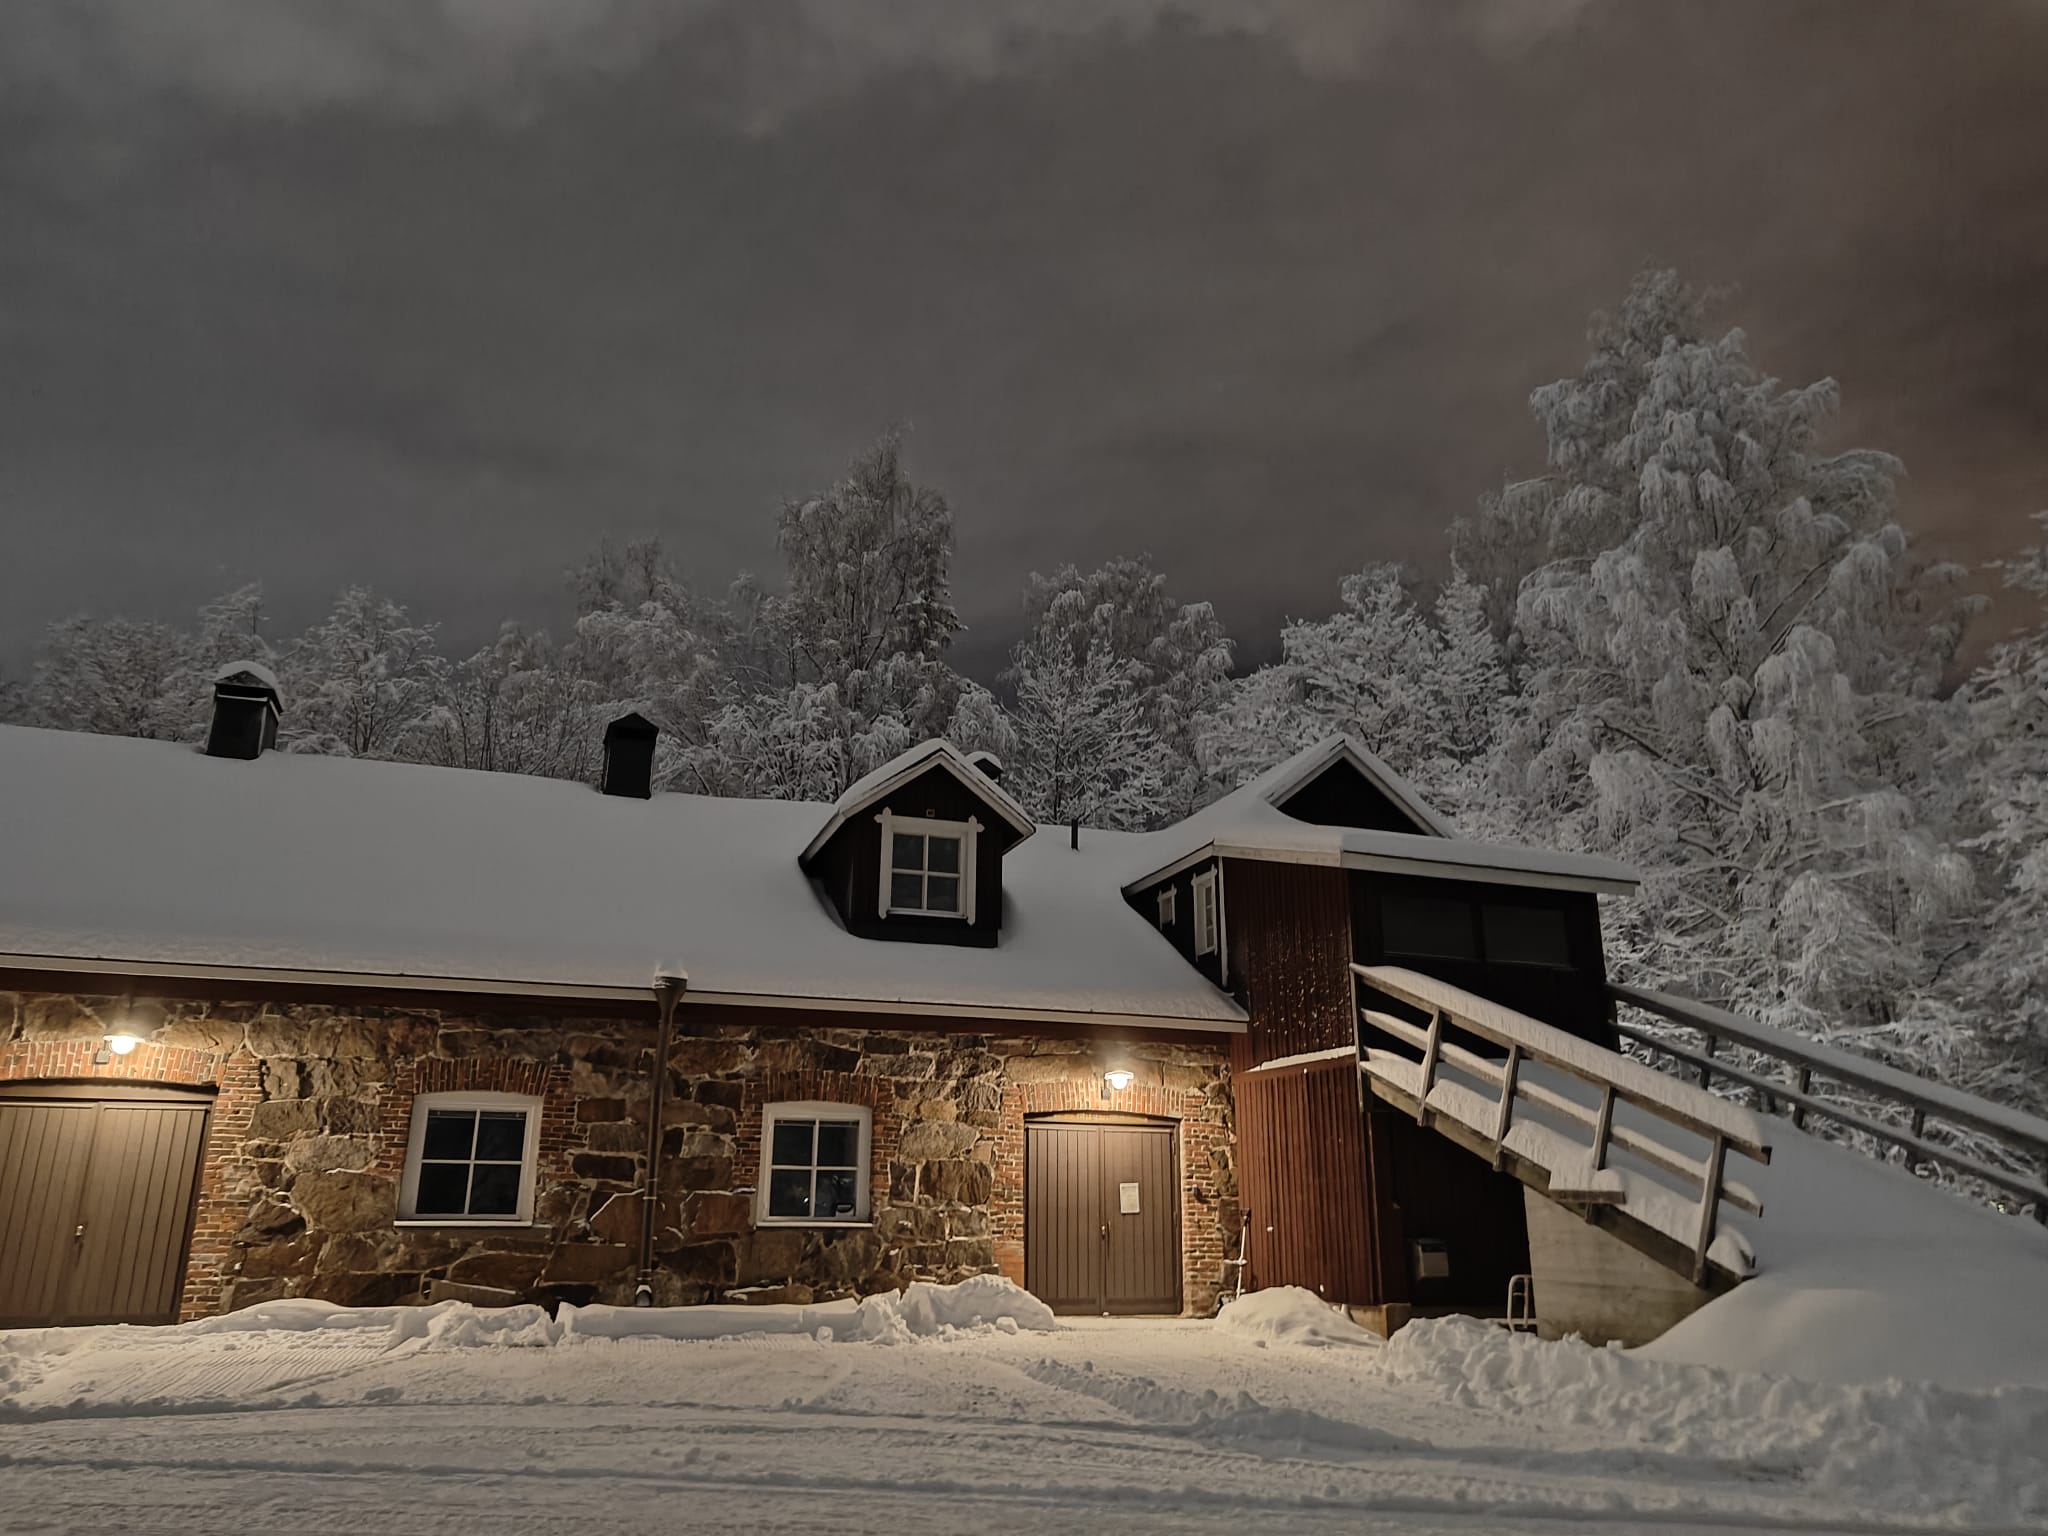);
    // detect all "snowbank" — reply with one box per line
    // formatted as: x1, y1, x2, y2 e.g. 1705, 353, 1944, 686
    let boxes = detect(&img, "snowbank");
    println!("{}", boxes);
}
1214, 1286, 1377, 1348
563, 1275, 1055, 1345
1381, 1316, 2048, 1527
1646, 1127, 2048, 1388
